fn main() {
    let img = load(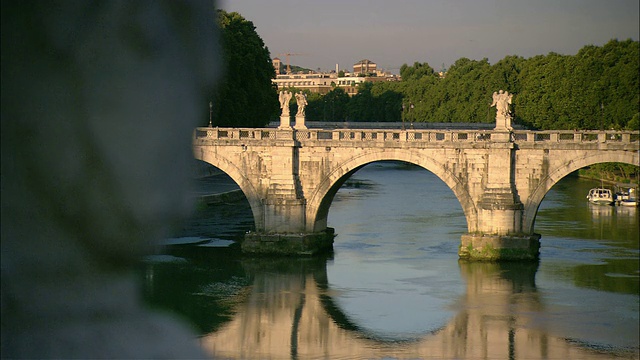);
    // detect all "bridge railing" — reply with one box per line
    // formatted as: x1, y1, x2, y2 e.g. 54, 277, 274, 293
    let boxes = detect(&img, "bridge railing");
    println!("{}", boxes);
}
194, 127, 639, 144
512, 130, 639, 143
